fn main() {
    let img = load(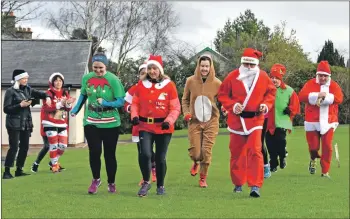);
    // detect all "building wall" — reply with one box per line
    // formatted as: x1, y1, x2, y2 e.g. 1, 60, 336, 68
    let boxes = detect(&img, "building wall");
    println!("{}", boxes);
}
1, 88, 85, 146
